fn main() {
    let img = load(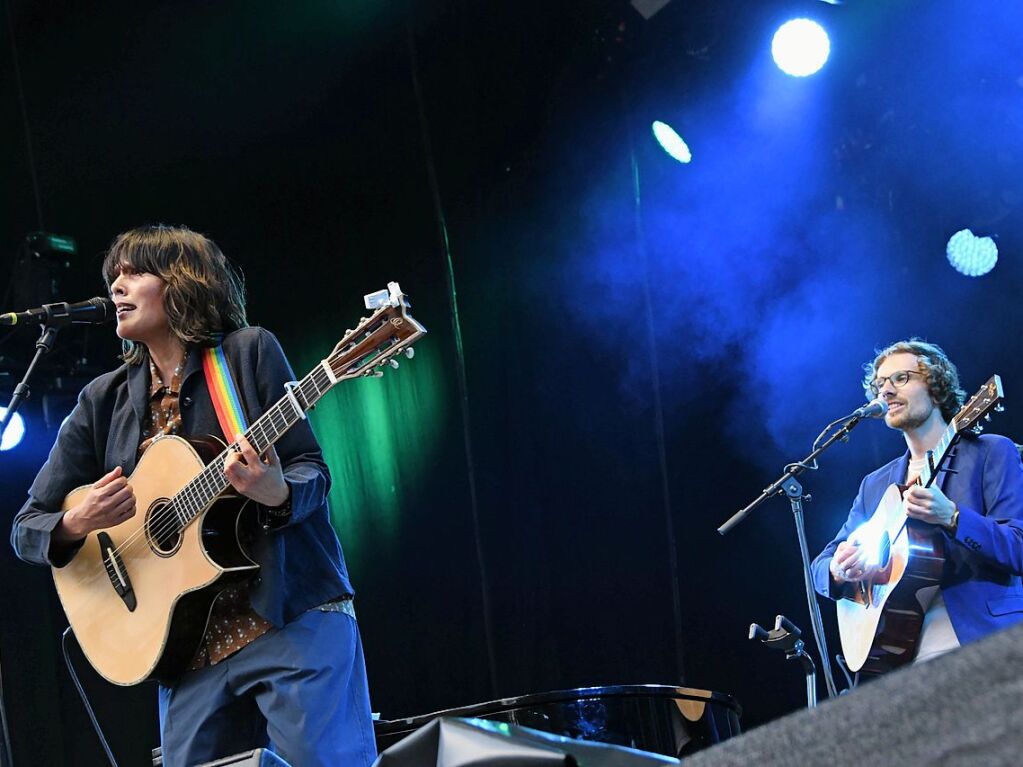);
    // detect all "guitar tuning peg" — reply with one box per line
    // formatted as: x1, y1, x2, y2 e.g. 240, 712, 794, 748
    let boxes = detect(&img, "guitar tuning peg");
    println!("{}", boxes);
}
372, 370, 384, 378
404, 347, 415, 360
995, 404, 1005, 412
388, 359, 400, 369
